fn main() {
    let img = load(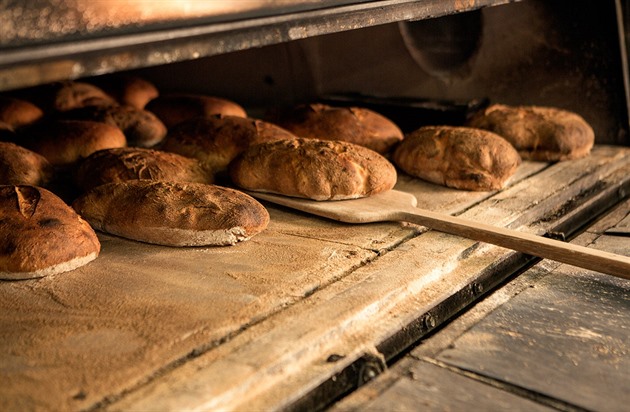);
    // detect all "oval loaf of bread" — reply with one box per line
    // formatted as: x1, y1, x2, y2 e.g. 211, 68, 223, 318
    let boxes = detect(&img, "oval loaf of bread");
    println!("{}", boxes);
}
90, 75, 159, 109
146, 94, 247, 128
392, 126, 521, 191
0, 142, 53, 186
0, 185, 100, 280
0, 96, 44, 129
72, 180, 269, 246
229, 138, 397, 200
466, 104, 594, 161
